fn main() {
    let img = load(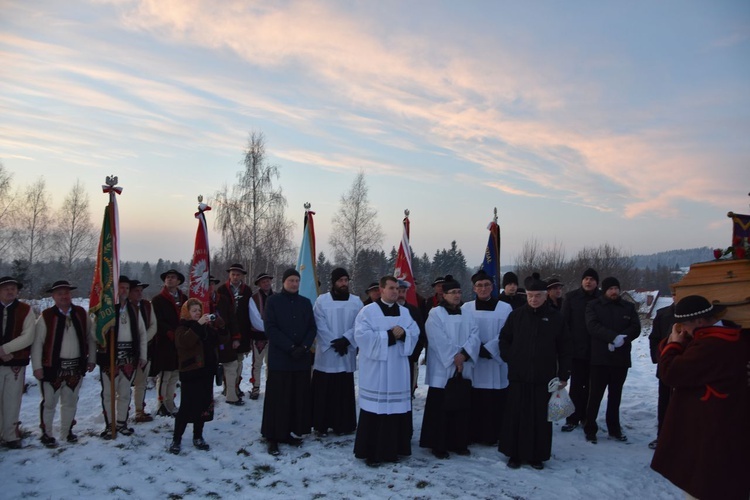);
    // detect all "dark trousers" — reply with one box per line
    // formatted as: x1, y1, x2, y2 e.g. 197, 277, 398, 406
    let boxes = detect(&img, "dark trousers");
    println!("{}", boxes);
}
583, 365, 628, 436
657, 378, 671, 436
566, 358, 590, 425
